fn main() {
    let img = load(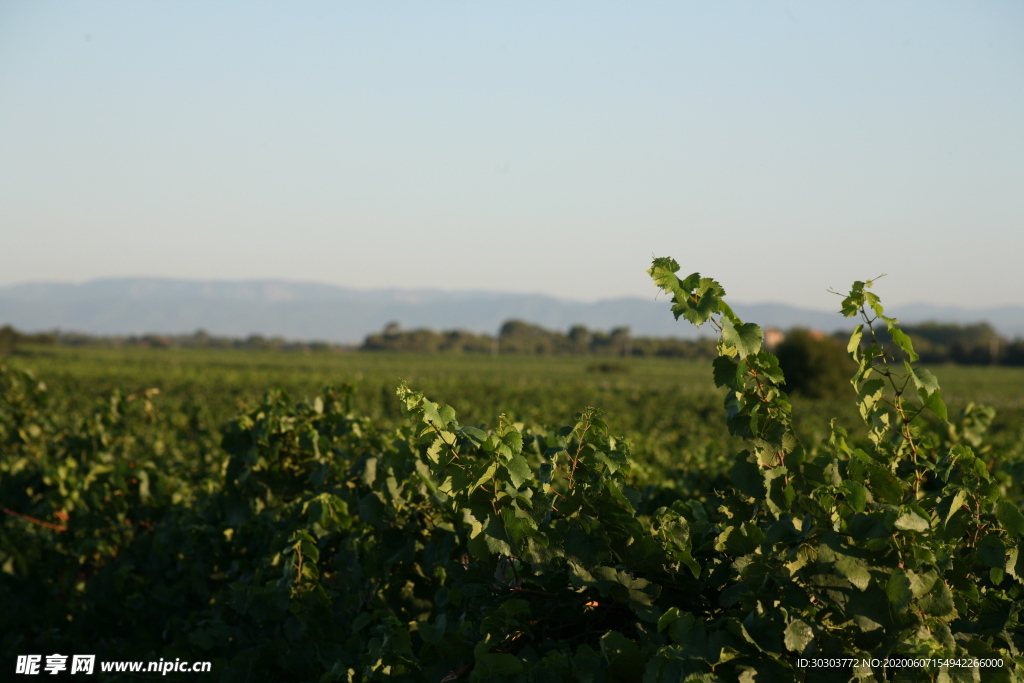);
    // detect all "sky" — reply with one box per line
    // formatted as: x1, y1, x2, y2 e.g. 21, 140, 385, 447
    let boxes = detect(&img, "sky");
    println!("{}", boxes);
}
1, 1, 1022, 311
